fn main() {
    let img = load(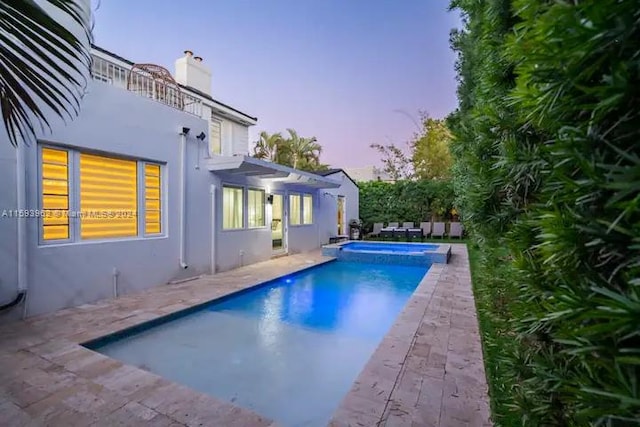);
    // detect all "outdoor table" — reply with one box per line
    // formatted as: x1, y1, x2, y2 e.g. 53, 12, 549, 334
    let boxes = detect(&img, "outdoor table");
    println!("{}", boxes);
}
380, 227, 395, 239
393, 228, 407, 239
407, 228, 424, 240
